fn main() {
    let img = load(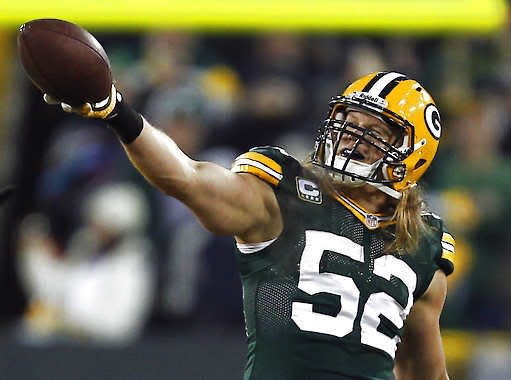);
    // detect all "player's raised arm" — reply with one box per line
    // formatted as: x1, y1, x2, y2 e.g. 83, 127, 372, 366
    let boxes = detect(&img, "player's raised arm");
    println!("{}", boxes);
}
45, 86, 282, 242
125, 117, 283, 240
